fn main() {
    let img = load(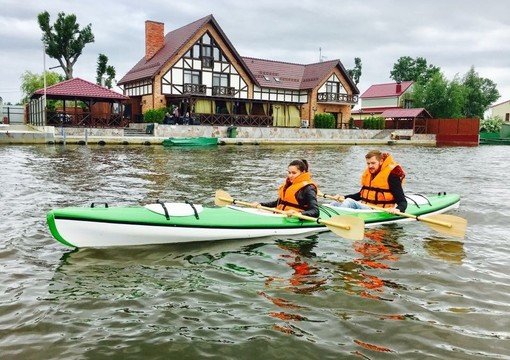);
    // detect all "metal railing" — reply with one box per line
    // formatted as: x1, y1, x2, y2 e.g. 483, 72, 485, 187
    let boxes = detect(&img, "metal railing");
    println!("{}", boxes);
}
196, 113, 273, 127
317, 92, 358, 104
212, 86, 236, 97
183, 83, 207, 95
